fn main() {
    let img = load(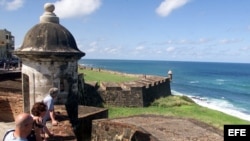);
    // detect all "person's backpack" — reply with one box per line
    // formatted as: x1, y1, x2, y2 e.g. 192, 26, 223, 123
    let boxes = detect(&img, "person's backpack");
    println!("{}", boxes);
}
3, 129, 36, 141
